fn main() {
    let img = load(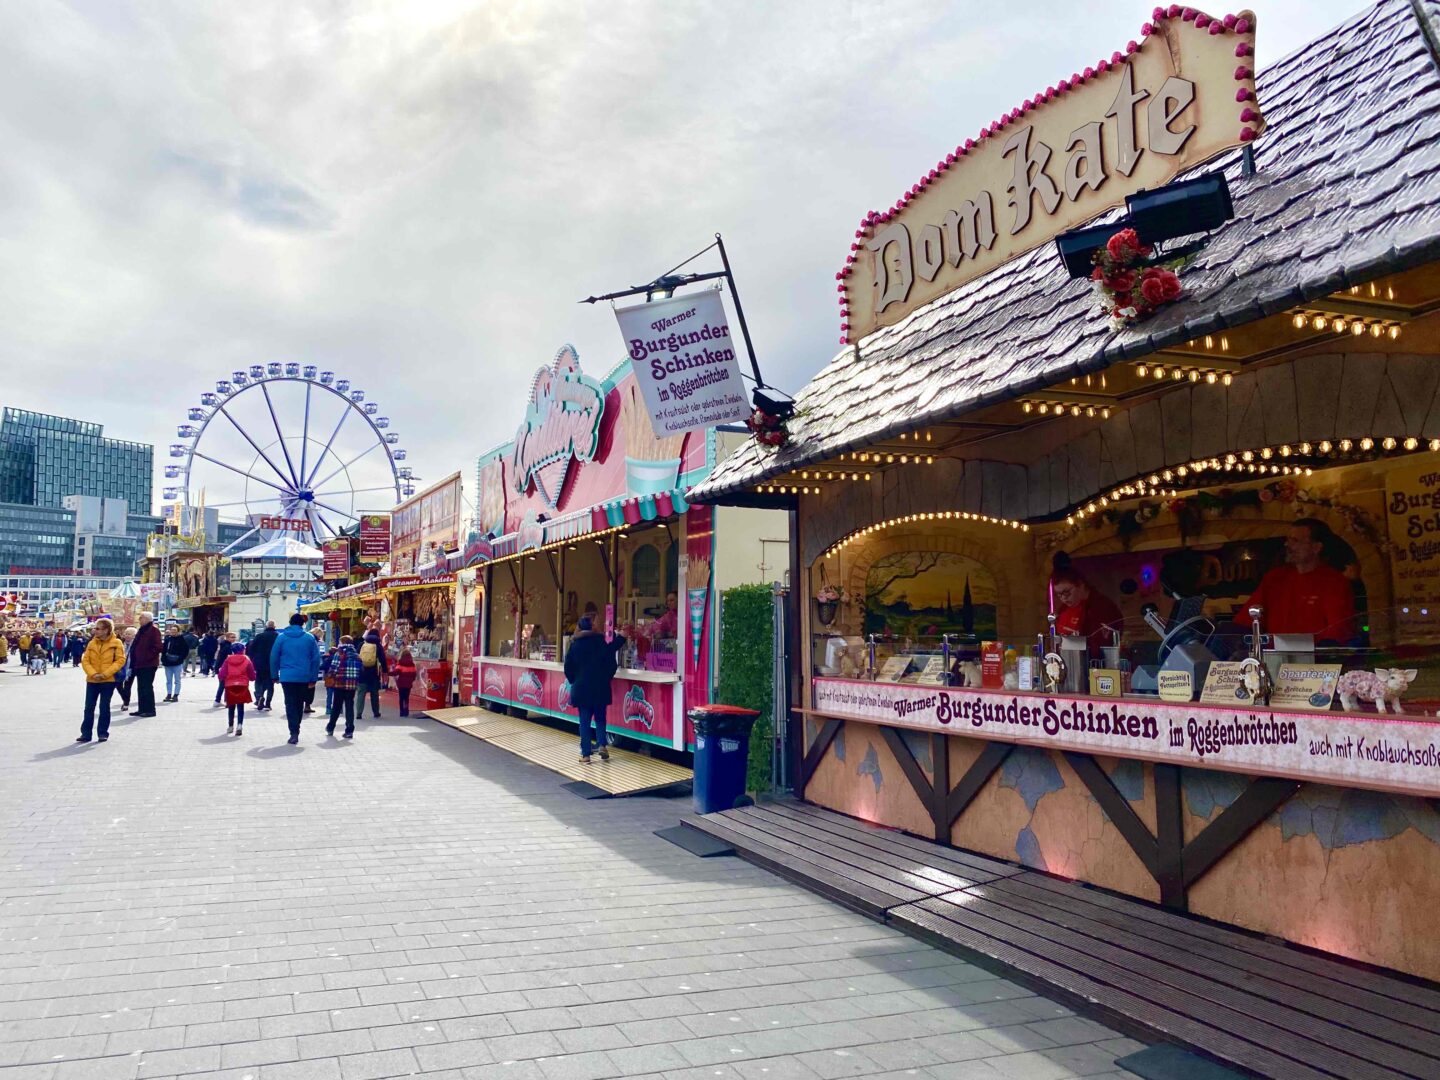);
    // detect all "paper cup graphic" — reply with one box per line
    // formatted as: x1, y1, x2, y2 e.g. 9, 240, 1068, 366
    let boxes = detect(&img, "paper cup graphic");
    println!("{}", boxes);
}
688, 587, 707, 666
626, 456, 681, 497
